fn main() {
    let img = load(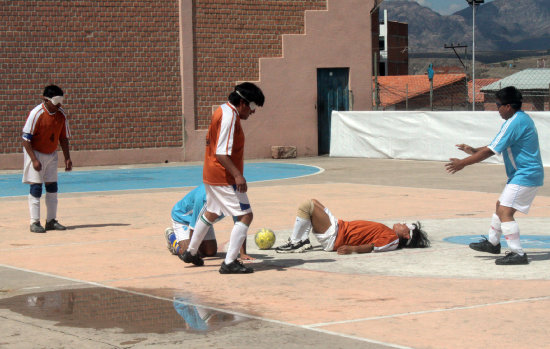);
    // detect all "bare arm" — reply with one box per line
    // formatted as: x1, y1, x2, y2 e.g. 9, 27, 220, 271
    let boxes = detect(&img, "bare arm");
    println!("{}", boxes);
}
337, 243, 375, 255
59, 138, 72, 171
445, 146, 494, 174
216, 154, 246, 192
